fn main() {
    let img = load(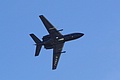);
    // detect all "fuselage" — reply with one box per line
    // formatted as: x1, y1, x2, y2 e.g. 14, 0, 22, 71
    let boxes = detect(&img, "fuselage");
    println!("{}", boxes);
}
42, 33, 84, 49
63, 33, 84, 42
